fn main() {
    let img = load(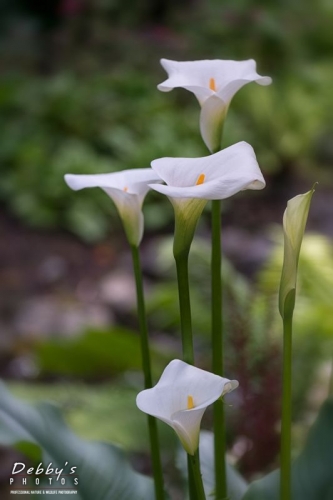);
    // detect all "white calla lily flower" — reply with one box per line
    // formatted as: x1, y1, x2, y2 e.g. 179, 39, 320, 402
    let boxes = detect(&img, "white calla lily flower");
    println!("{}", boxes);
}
149, 142, 265, 255
150, 141, 265, 200
136, 359, 239, 455
64, 169, 161, 247
158, 58, 272, 153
